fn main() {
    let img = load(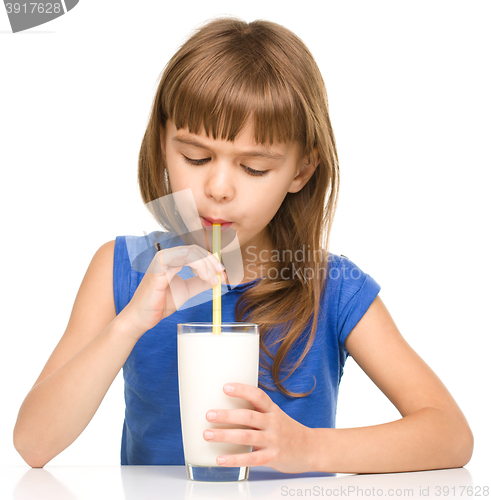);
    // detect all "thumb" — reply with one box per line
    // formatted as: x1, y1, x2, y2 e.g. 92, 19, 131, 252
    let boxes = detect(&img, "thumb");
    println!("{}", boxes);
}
153, 265, 183, 292
169, 270, 227, 309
